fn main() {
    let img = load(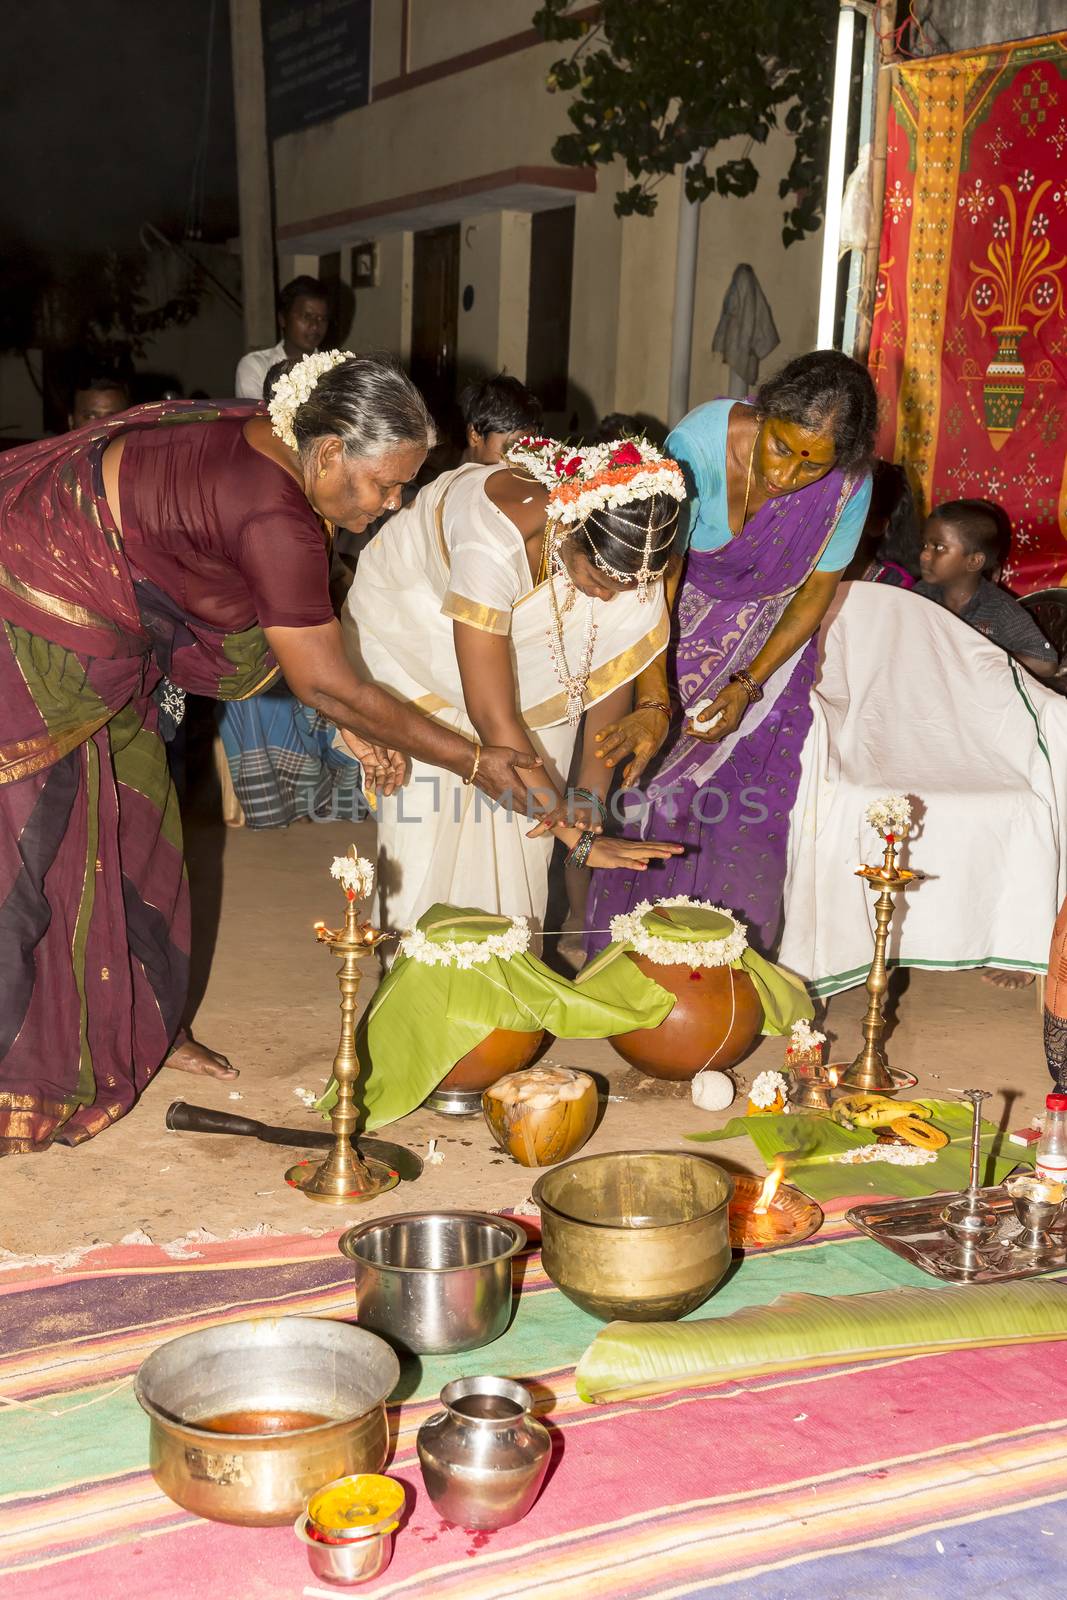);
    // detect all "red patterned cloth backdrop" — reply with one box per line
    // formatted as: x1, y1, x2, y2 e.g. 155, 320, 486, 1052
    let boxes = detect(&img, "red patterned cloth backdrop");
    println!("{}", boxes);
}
869, 33, 1067, 593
